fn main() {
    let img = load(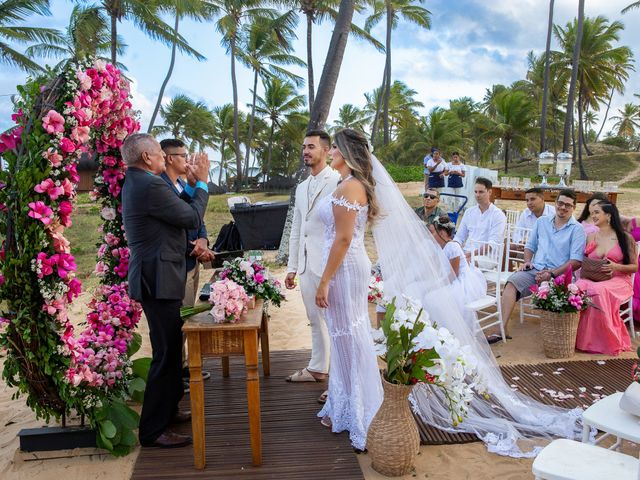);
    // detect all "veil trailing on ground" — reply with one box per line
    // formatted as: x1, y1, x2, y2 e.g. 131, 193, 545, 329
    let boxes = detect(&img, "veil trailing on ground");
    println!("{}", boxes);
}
369, 154, 585, 458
